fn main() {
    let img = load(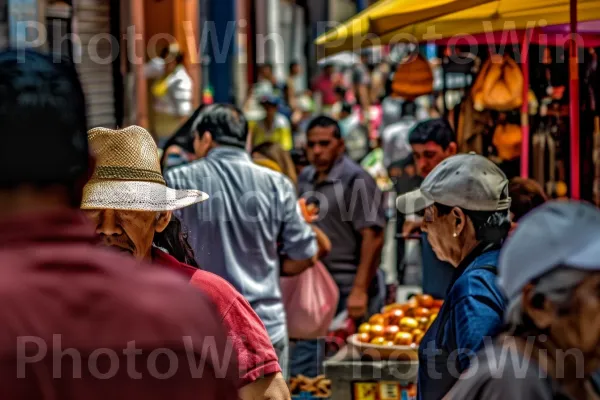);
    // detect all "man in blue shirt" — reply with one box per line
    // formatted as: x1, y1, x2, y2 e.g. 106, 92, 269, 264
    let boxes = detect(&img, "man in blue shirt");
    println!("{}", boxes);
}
165, 104, 318, 379
397, 153, 510, 400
